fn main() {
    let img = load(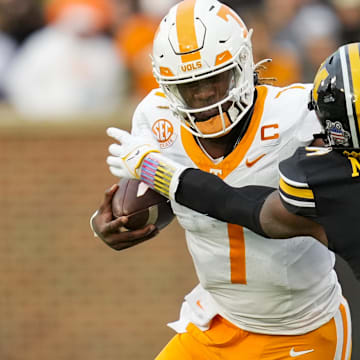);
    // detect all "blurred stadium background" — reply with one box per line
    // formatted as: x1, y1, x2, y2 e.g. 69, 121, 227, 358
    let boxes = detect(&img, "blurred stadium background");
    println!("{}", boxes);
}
0, 0, 359, 359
